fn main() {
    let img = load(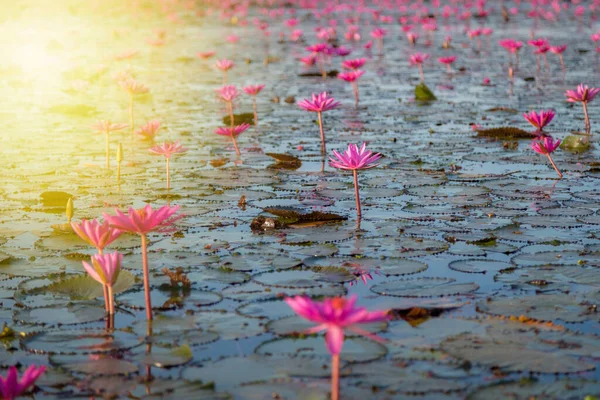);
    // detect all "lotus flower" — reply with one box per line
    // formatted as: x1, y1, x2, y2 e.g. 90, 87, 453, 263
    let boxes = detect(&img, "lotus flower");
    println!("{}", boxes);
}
285, 295, 389, 400
531, 136, 562, 178
215, 59, 234, 83
298, 92, 340, 153
243, 84, 265, 125
149, 141, 189, 189
216, 85, 239, 126
135, 120, 161, 141
438, 56, 456, 73
119, 79, 149, 136
341, 58, 366, 70
523, 110, 555, 132
92, 121, 128, 169
82, 251, 122, 314
329, 143, 382, 218
565, 84, 600, 134
409, 53, 429, 82
0, 365, 46, 400
214, 123, 250, 156
104, 205, 182, 320
338, 70, 365, 107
